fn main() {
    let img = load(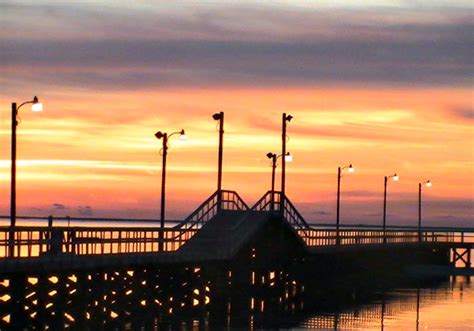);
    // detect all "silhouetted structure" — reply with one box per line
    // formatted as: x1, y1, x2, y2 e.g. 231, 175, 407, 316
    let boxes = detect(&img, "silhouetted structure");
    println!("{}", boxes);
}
0, 190, 472, 329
